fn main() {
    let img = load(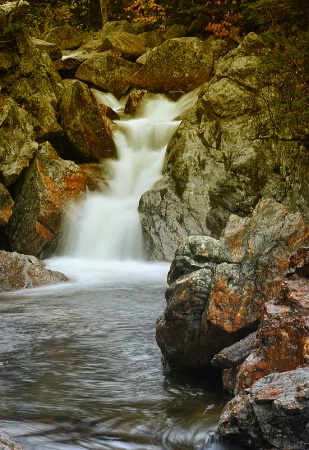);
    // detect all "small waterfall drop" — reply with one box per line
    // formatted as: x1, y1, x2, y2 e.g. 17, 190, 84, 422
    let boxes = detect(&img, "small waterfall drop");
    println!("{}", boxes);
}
66, 89, 198, 261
